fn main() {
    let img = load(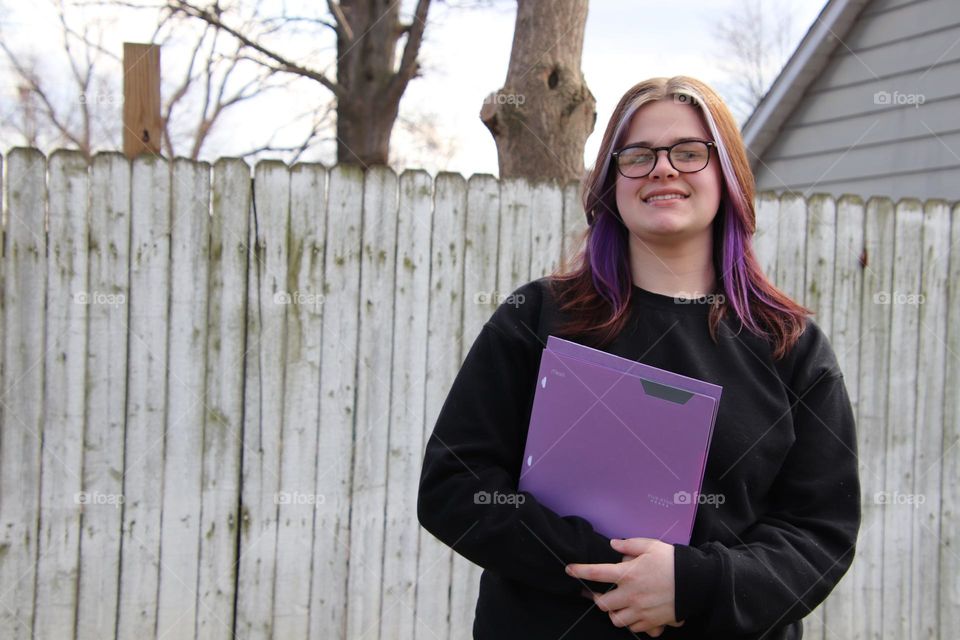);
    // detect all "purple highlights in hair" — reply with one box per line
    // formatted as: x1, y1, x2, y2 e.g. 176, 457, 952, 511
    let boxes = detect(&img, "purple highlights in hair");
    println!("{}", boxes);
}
585, 85, 775, 334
